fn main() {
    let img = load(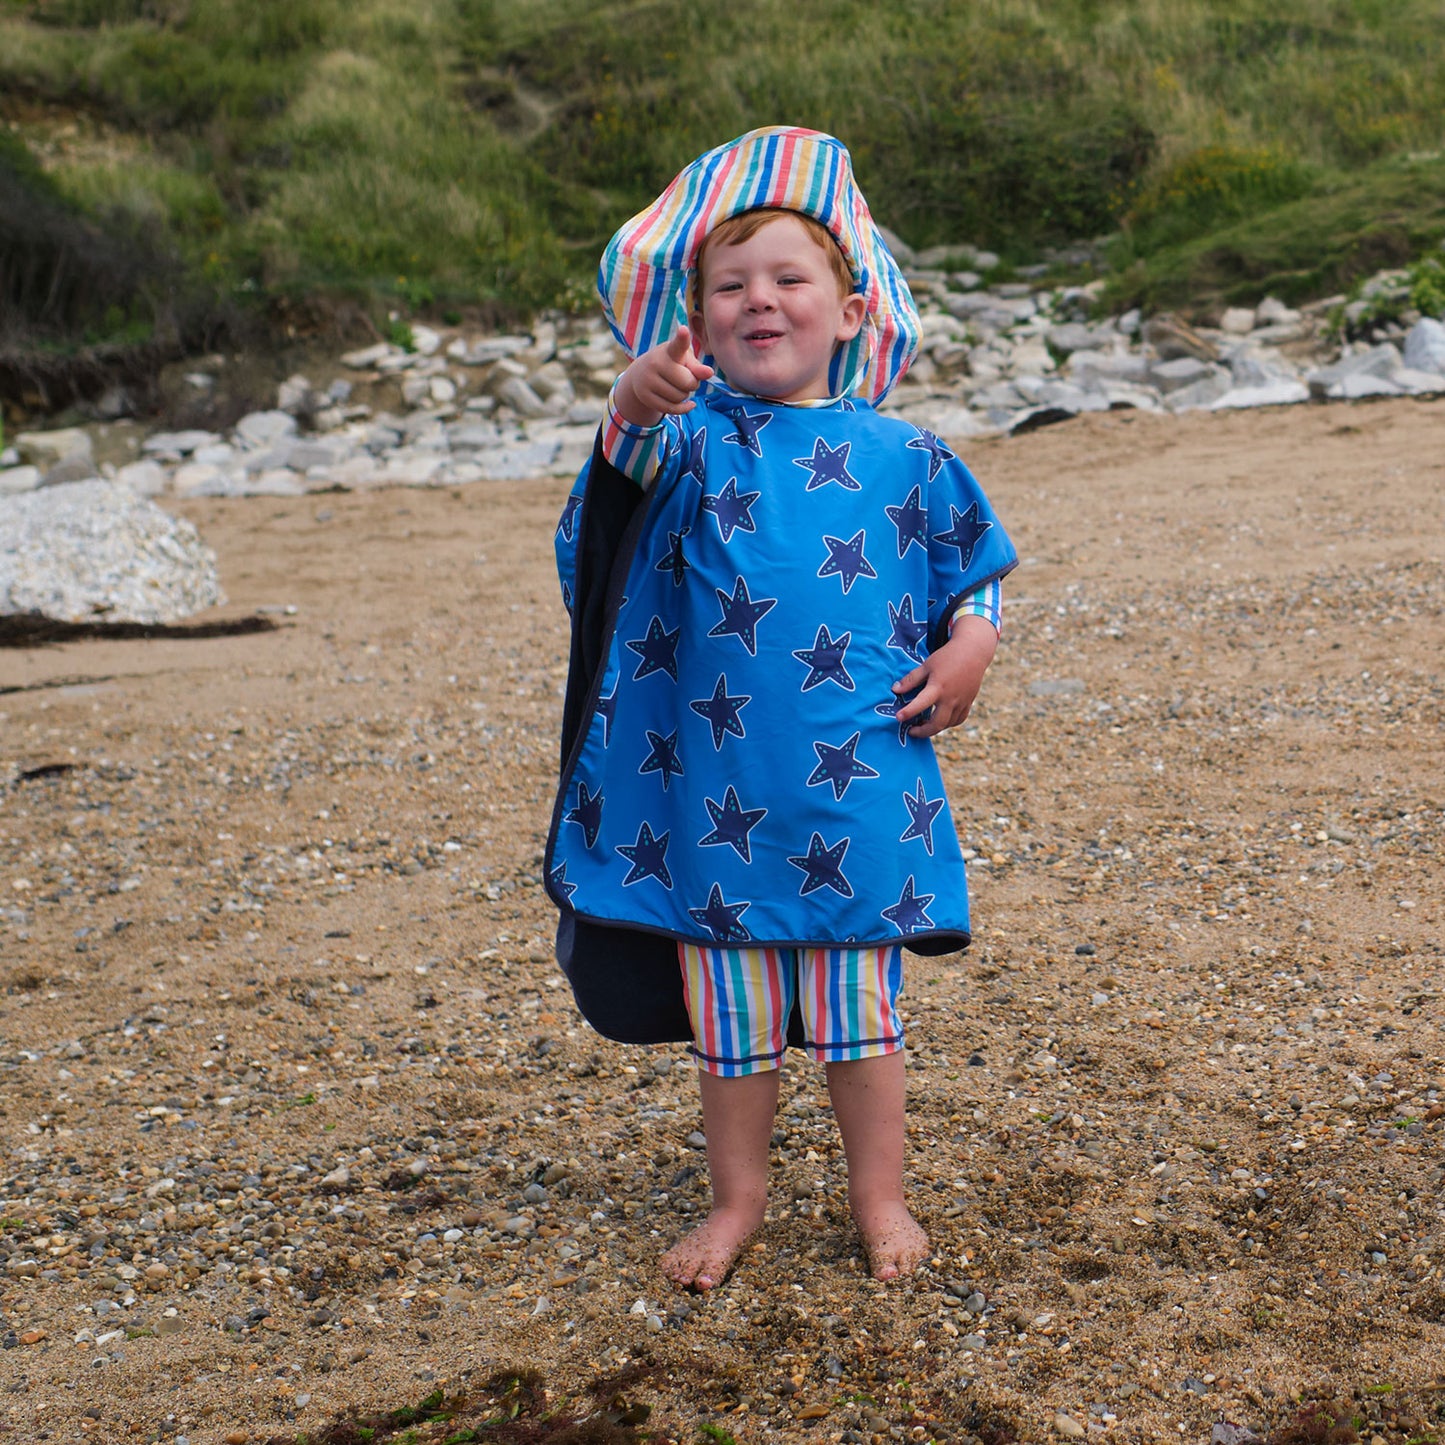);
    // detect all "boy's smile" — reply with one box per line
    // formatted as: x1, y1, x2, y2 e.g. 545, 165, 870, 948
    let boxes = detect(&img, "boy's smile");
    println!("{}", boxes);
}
691, 214, 866, 404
